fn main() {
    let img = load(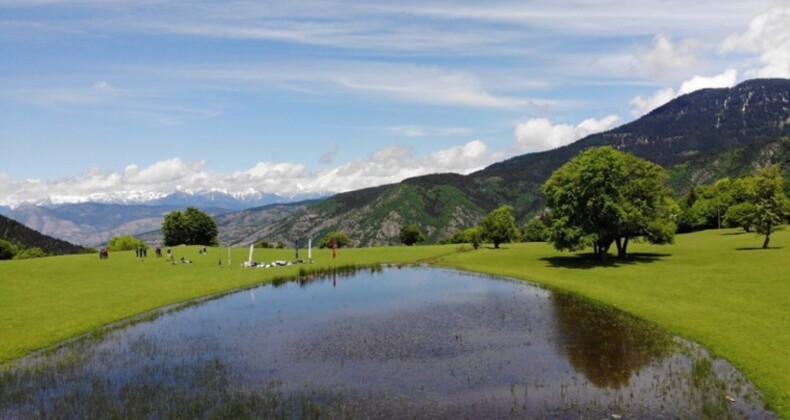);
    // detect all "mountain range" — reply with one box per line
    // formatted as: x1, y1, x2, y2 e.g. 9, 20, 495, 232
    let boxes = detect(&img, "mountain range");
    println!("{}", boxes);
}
3, 78, 789, 248
0, 191, 325, 248
220, 78, 790, 246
